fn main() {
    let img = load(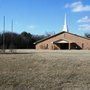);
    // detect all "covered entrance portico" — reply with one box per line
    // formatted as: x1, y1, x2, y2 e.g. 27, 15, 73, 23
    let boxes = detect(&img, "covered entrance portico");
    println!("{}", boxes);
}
53, 39, 82, 50
53, 39, 71, 50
